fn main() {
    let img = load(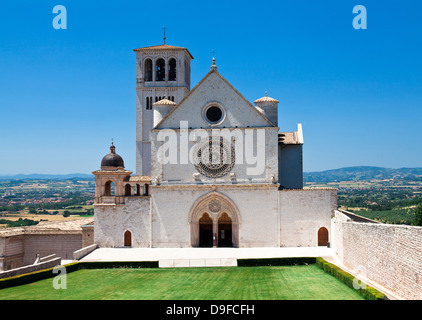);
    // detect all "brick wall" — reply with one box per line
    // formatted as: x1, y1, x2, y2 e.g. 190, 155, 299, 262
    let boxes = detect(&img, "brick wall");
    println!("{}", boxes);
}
332, 211, 422, 300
